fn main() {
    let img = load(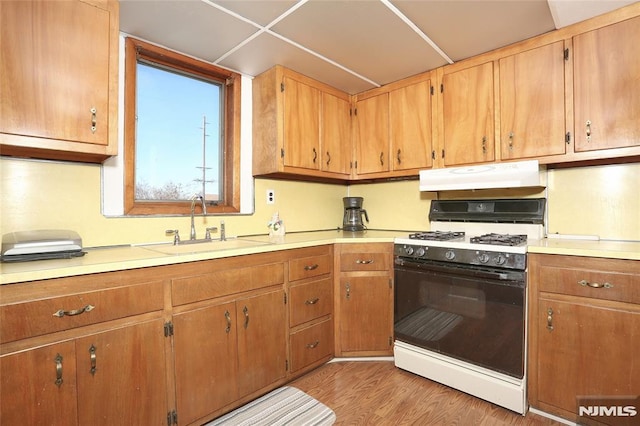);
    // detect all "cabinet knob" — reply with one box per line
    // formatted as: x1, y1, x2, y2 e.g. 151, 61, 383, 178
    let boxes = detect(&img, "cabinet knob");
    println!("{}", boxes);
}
546, 307, 554, 331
